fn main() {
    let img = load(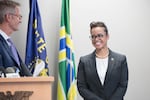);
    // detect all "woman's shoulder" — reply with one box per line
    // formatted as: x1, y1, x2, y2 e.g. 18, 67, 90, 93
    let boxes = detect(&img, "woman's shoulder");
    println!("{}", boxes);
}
109, 49, 127, 61
80, 51, 95, 61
